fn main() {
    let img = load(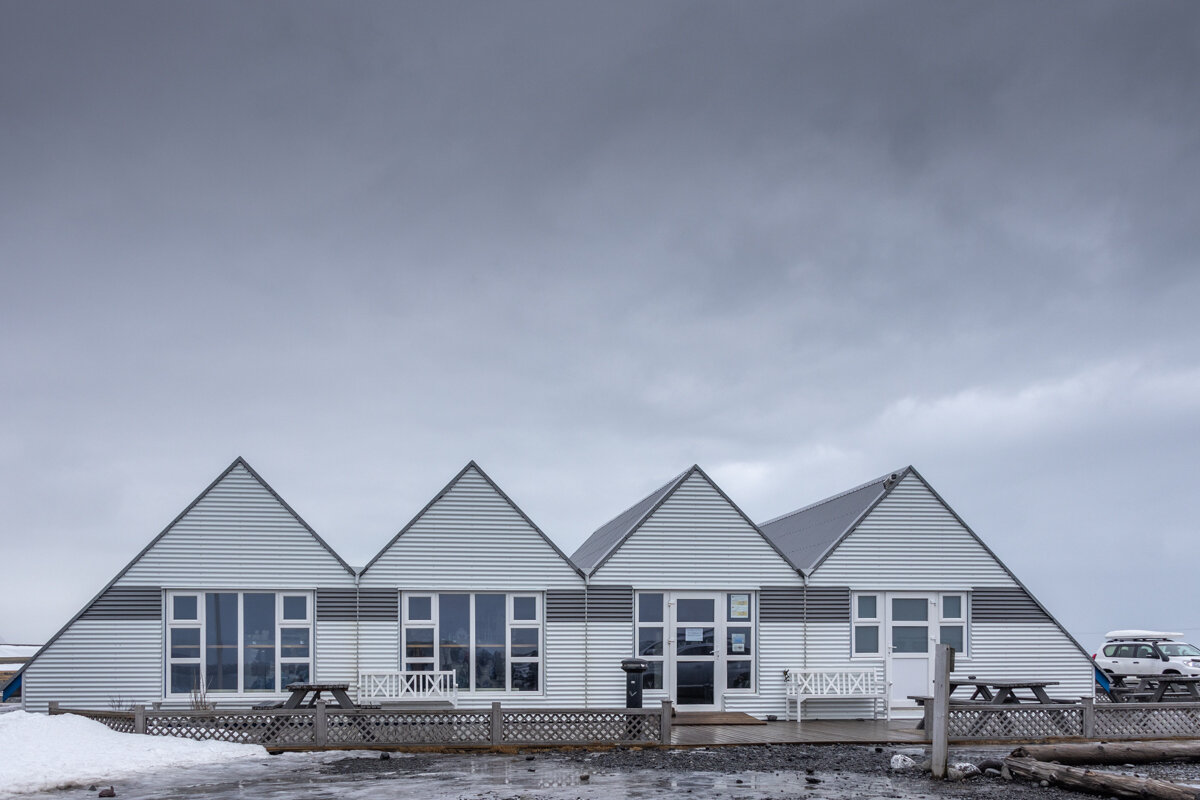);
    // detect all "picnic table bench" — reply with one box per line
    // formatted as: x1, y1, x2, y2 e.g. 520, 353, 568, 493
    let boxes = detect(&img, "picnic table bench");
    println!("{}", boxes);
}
910, 678, 1067, 731
252, 682, 380, 710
